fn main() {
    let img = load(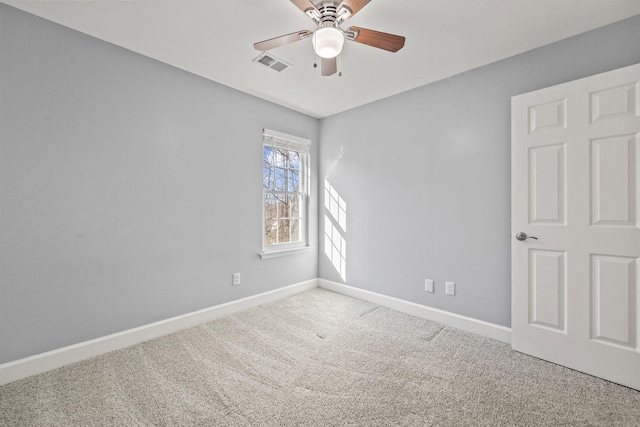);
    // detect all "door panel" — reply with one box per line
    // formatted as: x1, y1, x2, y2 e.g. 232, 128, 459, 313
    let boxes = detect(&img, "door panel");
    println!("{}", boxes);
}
529, 249, 566, 331
529, 144, 566, 224
590, 82, 638, 123
512, 63, 640, 390
590, 254, 637, 348
590, 134, 638, 226
529, 99, 566, 133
